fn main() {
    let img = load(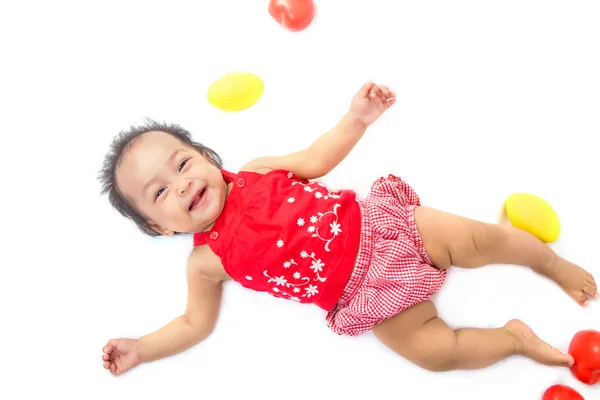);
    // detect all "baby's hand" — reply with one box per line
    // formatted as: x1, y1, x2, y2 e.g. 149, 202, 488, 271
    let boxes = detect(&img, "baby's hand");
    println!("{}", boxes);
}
102, 338, 142, 376
349, 81, 396, 127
